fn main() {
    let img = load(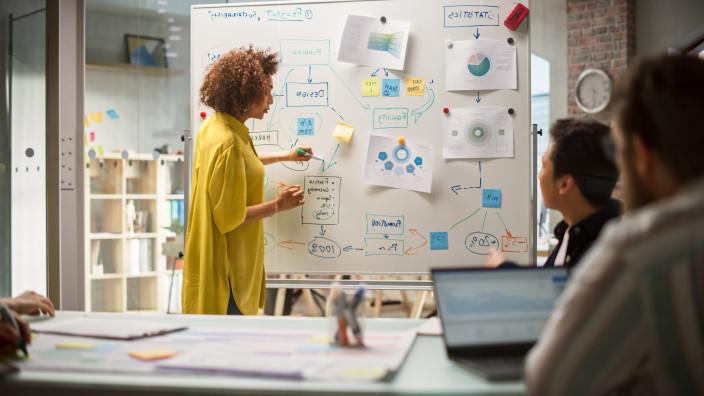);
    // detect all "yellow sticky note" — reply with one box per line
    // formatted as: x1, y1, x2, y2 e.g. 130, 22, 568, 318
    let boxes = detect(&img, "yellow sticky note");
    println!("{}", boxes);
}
97, 146, 104, 157
405, 77, 425, 96
89, 112, 103, 124
56, 342, 95, 350
361, 78, 381, 97
332, 121, 355, 143
339, 368, 386, 379
84, 115, 90, 129
128, 349, 178, 362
